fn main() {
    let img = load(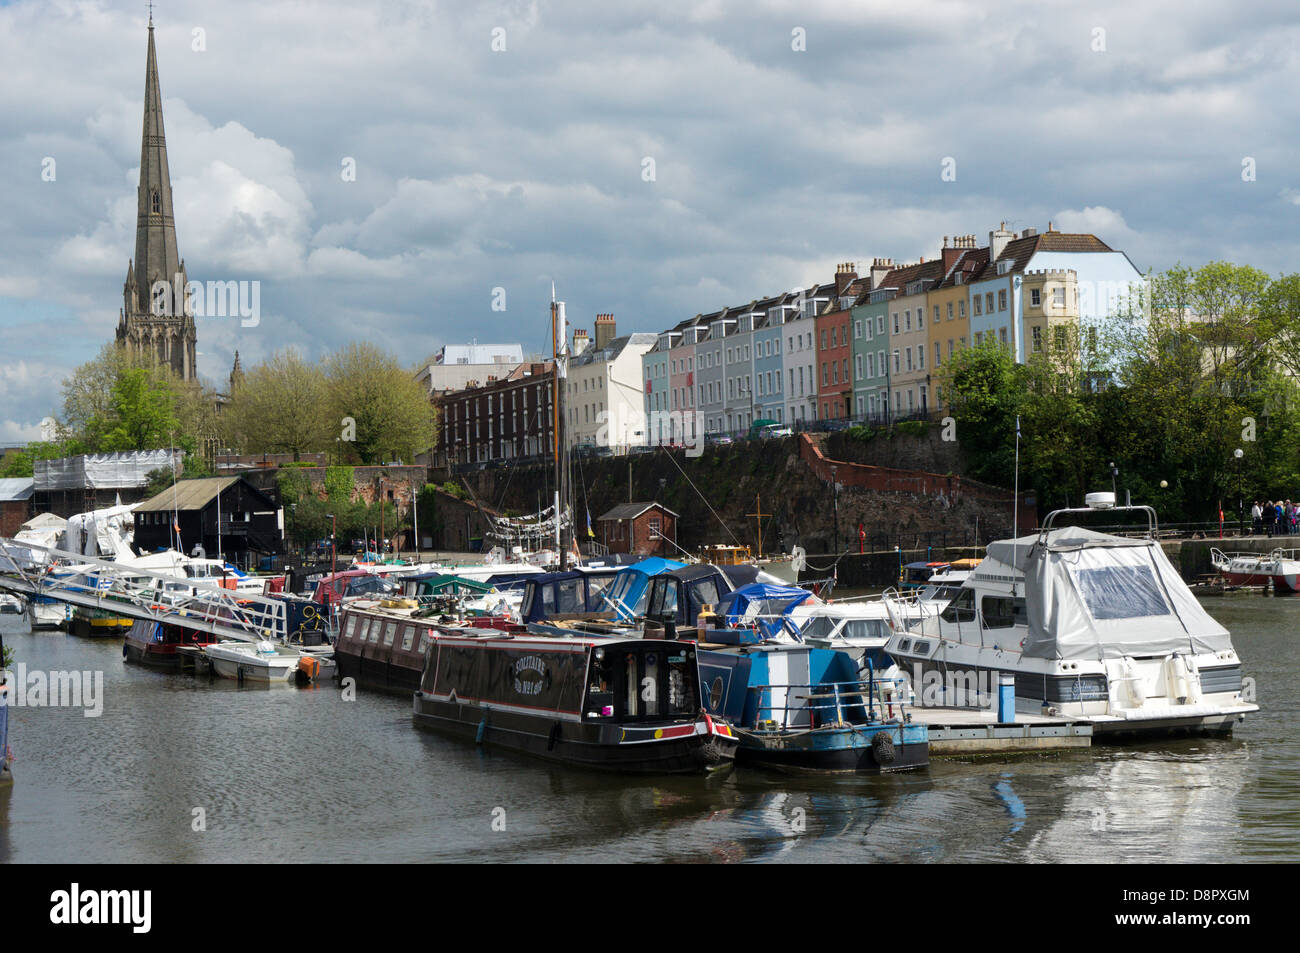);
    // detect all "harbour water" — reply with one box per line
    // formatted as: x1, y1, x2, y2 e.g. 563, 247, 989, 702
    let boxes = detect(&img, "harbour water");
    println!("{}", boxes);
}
0, 593, 1295, 864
